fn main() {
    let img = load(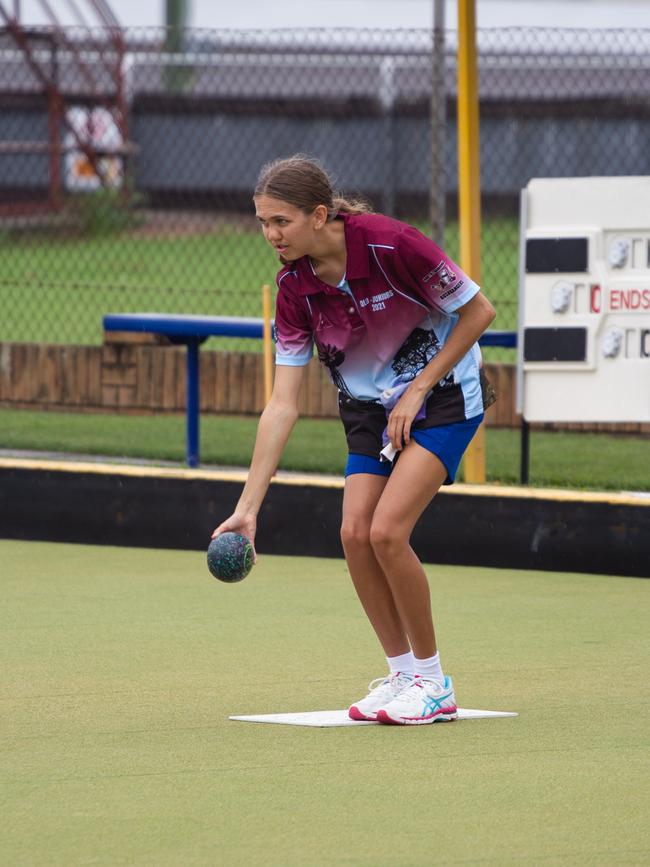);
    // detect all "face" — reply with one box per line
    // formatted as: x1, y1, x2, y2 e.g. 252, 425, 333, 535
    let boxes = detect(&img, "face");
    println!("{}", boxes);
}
254, 195, 327, 262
